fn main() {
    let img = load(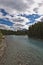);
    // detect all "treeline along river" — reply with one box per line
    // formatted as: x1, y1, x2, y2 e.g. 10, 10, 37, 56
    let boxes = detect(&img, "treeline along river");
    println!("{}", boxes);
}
0, 35, 43, 65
